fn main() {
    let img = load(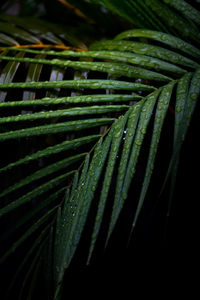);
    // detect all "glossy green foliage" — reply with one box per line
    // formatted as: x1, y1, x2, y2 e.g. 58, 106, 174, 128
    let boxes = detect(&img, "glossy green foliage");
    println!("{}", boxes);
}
0, 1, 199, 299
0, 13, 87, 49
76, 0, 200, 43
